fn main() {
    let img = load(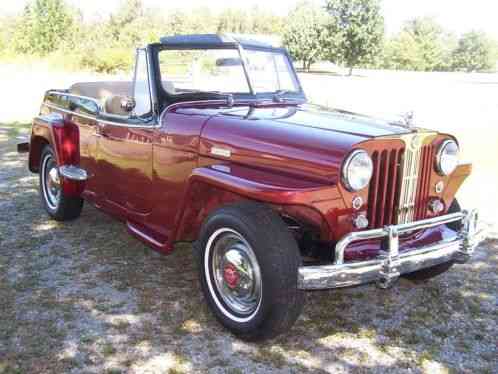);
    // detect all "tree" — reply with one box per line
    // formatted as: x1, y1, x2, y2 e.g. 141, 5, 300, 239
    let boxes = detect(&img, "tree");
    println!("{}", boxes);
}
380, 17, 457, 72
452, 31, 495, 72
402, 17, 452, 71
381, 31, 425, 71
325, 0, 384, 75
12, 0, 74, 55
282, 1, 329, 72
